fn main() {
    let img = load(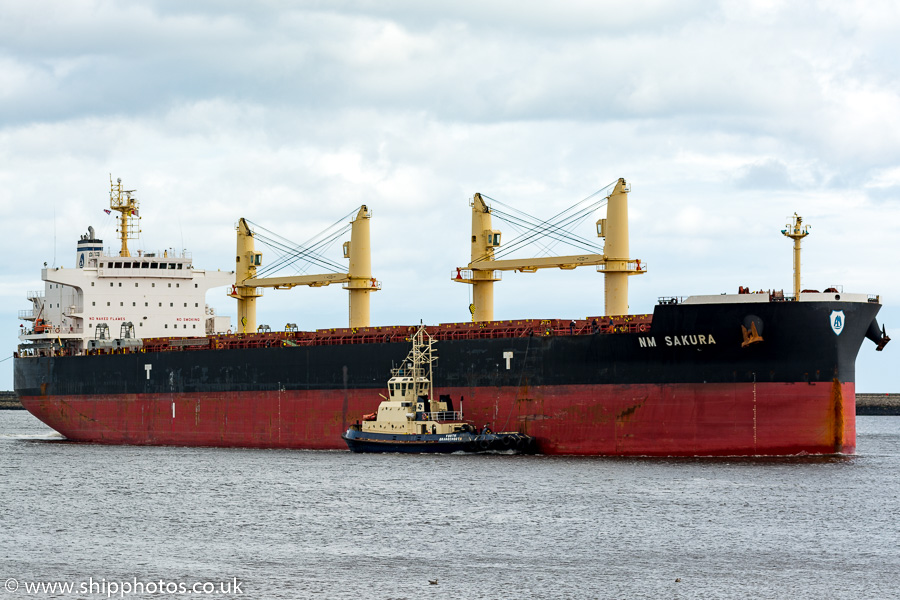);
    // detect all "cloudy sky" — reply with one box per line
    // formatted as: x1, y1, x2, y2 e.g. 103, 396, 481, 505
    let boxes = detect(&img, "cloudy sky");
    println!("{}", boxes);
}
2, 0, 899, 392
